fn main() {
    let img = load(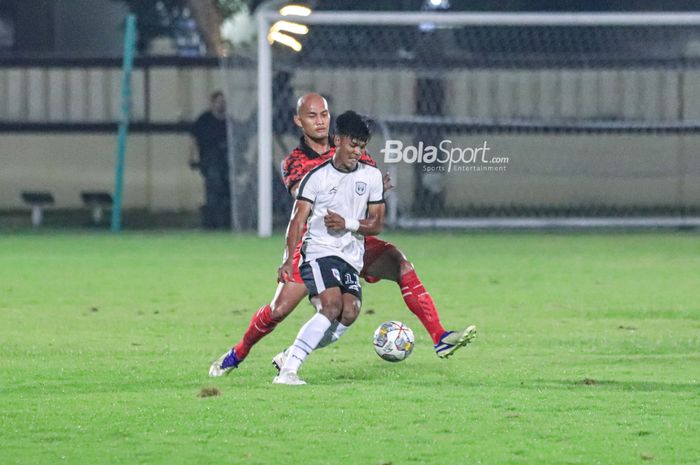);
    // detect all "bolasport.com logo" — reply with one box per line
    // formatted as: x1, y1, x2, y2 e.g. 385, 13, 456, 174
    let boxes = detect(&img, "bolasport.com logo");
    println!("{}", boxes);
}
381, 140, 509, 173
